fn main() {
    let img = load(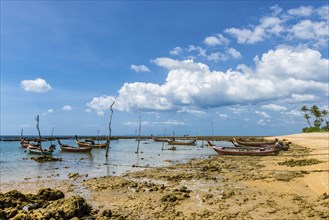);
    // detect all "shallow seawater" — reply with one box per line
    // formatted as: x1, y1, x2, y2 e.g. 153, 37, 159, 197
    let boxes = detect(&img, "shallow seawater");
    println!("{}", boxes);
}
0, 139, 231, 183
